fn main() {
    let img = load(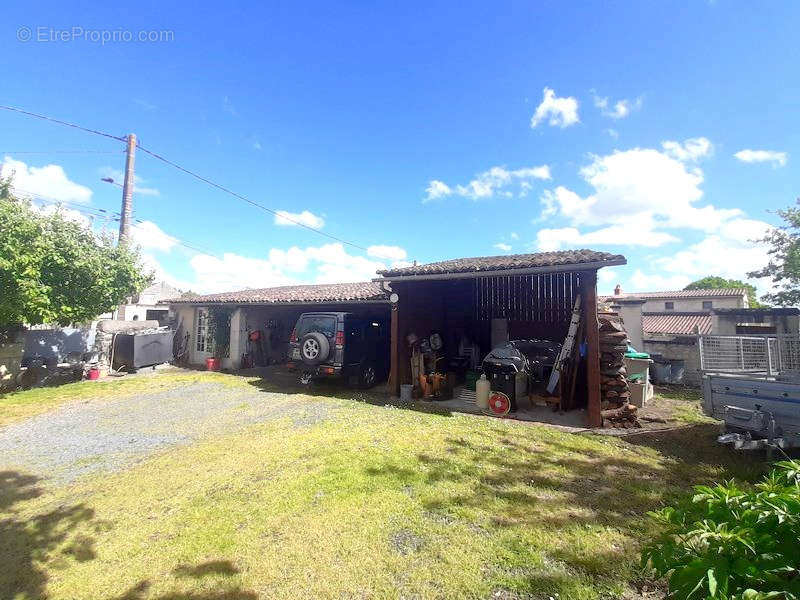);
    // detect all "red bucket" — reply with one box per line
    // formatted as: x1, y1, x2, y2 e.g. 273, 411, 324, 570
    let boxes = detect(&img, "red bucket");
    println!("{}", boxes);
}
87, 367, 100, 380
205, 357, 221, 371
